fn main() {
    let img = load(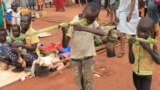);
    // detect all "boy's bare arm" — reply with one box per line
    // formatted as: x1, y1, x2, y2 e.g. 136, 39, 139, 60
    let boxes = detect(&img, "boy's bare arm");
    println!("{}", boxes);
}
140, 43, 160, 64
128, 37, 135, 64
61, 28, 70, 48
73, 24, 105, 36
